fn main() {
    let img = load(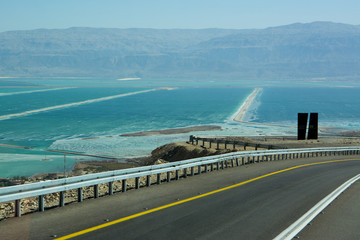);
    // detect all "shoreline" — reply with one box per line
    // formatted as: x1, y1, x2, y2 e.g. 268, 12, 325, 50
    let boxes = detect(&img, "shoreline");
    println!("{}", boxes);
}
233, 88, 261, 122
